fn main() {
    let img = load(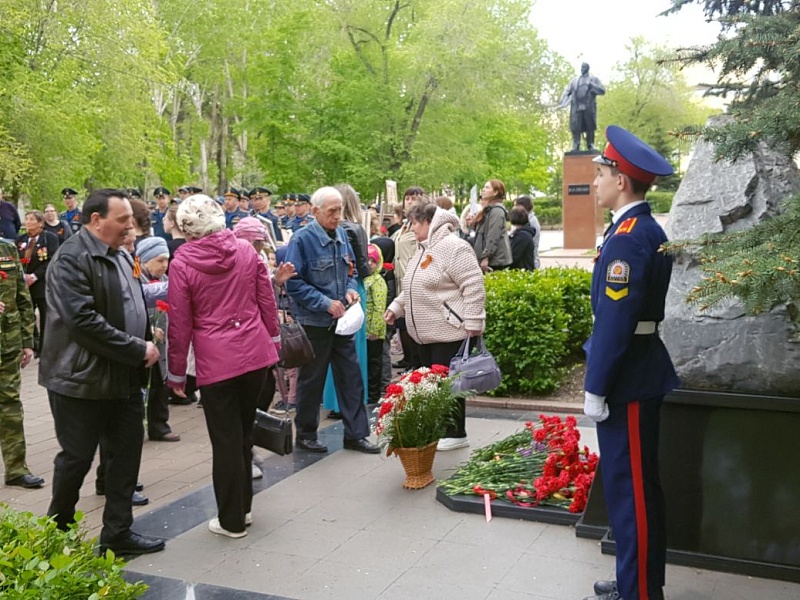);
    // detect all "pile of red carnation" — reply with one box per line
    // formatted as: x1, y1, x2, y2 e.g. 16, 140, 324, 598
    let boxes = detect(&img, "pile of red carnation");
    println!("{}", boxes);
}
441, 415, 599, 514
